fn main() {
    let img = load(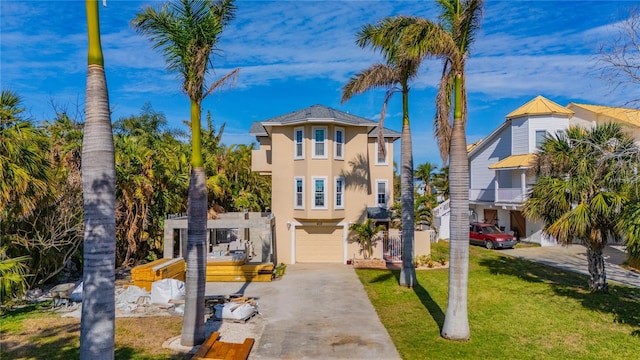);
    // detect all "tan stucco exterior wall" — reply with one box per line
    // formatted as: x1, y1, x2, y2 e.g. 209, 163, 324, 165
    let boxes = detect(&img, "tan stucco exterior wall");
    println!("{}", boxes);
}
256, 123, 395, 264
